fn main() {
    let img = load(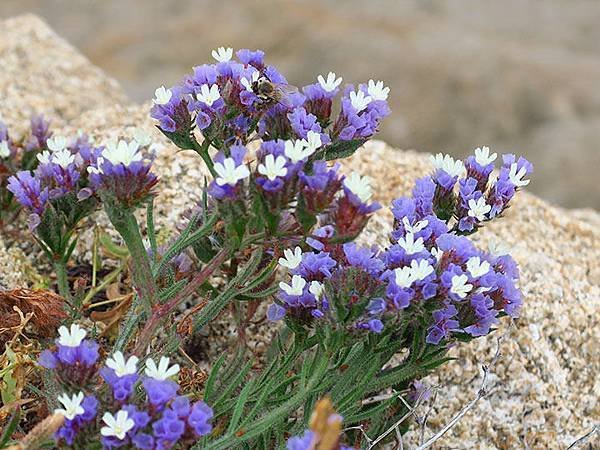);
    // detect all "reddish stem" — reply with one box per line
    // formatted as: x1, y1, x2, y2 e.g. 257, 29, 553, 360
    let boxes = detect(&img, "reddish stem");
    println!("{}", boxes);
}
134, 248, 229, 355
